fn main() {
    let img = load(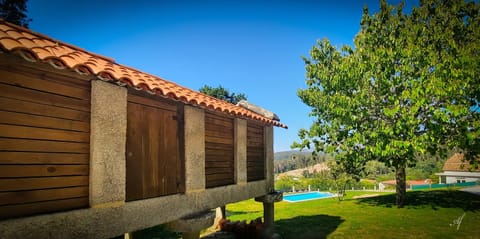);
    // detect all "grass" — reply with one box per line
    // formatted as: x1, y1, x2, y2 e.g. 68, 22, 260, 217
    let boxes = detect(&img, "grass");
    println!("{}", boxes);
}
226, 189, 480, 239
